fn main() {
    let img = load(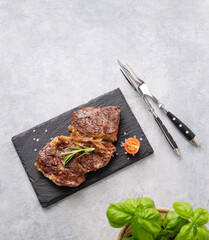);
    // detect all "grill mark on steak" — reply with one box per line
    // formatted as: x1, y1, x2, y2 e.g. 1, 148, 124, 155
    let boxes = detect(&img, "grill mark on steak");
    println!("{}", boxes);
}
35, 106, 120, 187
68, 106, 121, 142
35, 136, 116, 187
